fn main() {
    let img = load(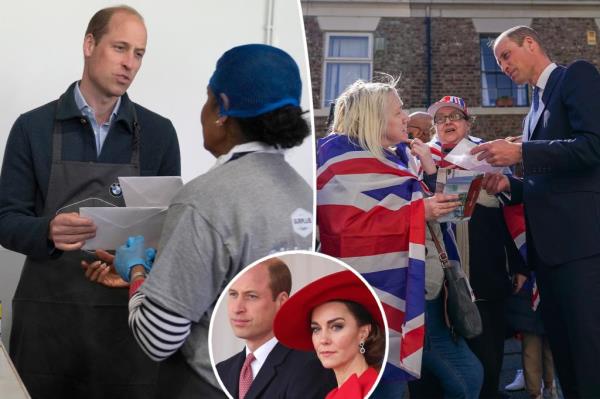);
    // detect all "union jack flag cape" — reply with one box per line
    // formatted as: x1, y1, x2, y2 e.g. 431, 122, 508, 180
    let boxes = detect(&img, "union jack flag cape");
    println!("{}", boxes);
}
316, 133, 426, 381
